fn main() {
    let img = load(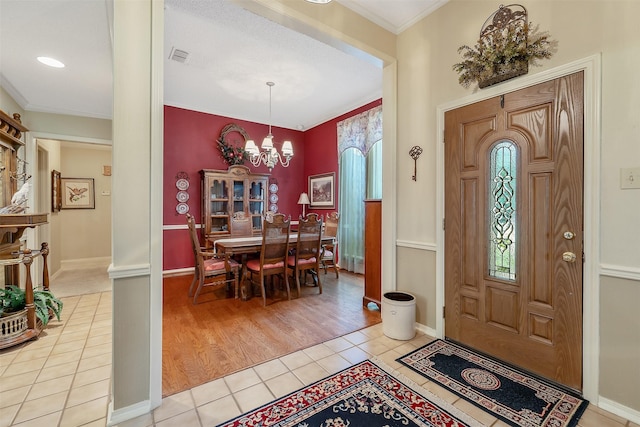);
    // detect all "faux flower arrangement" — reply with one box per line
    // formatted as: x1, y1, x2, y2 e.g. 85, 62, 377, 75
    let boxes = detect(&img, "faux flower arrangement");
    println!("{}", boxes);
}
453, 22, 553, 89
217, 137, 248, 166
